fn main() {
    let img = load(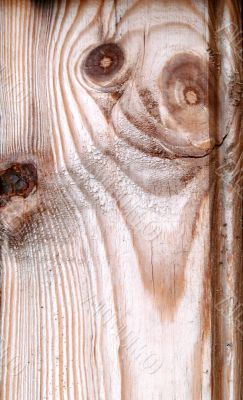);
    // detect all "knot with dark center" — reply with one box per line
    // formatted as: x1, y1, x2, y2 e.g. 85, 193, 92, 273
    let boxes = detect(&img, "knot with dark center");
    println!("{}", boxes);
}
83, 43, 124, 82
0, 163, 37, 207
